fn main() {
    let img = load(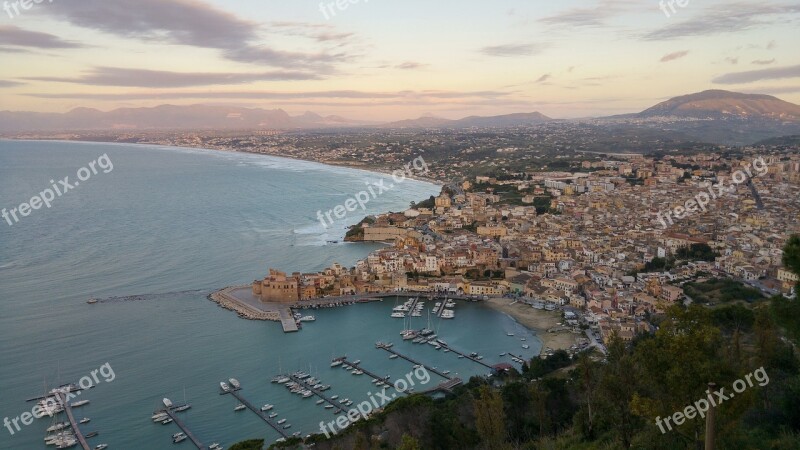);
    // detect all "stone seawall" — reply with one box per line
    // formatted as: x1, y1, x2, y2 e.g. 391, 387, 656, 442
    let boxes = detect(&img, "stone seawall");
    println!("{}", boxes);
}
209, 286, 281, 321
